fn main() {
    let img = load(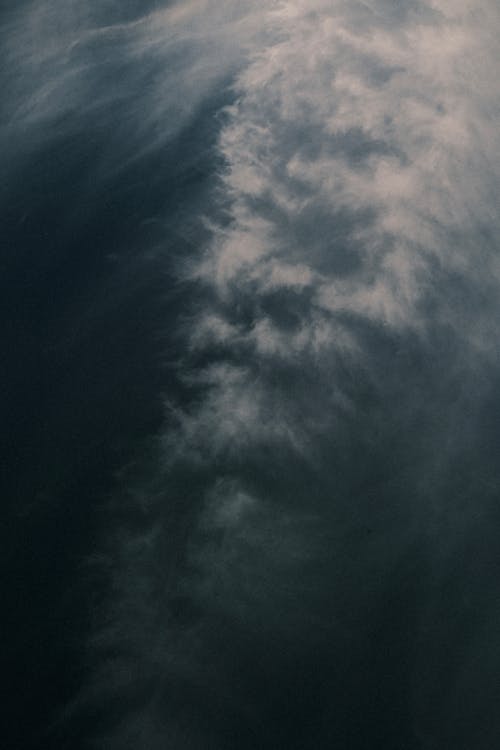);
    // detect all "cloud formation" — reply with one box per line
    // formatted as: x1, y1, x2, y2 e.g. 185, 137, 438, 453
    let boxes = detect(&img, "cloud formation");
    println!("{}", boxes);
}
31, 1, 499, 747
